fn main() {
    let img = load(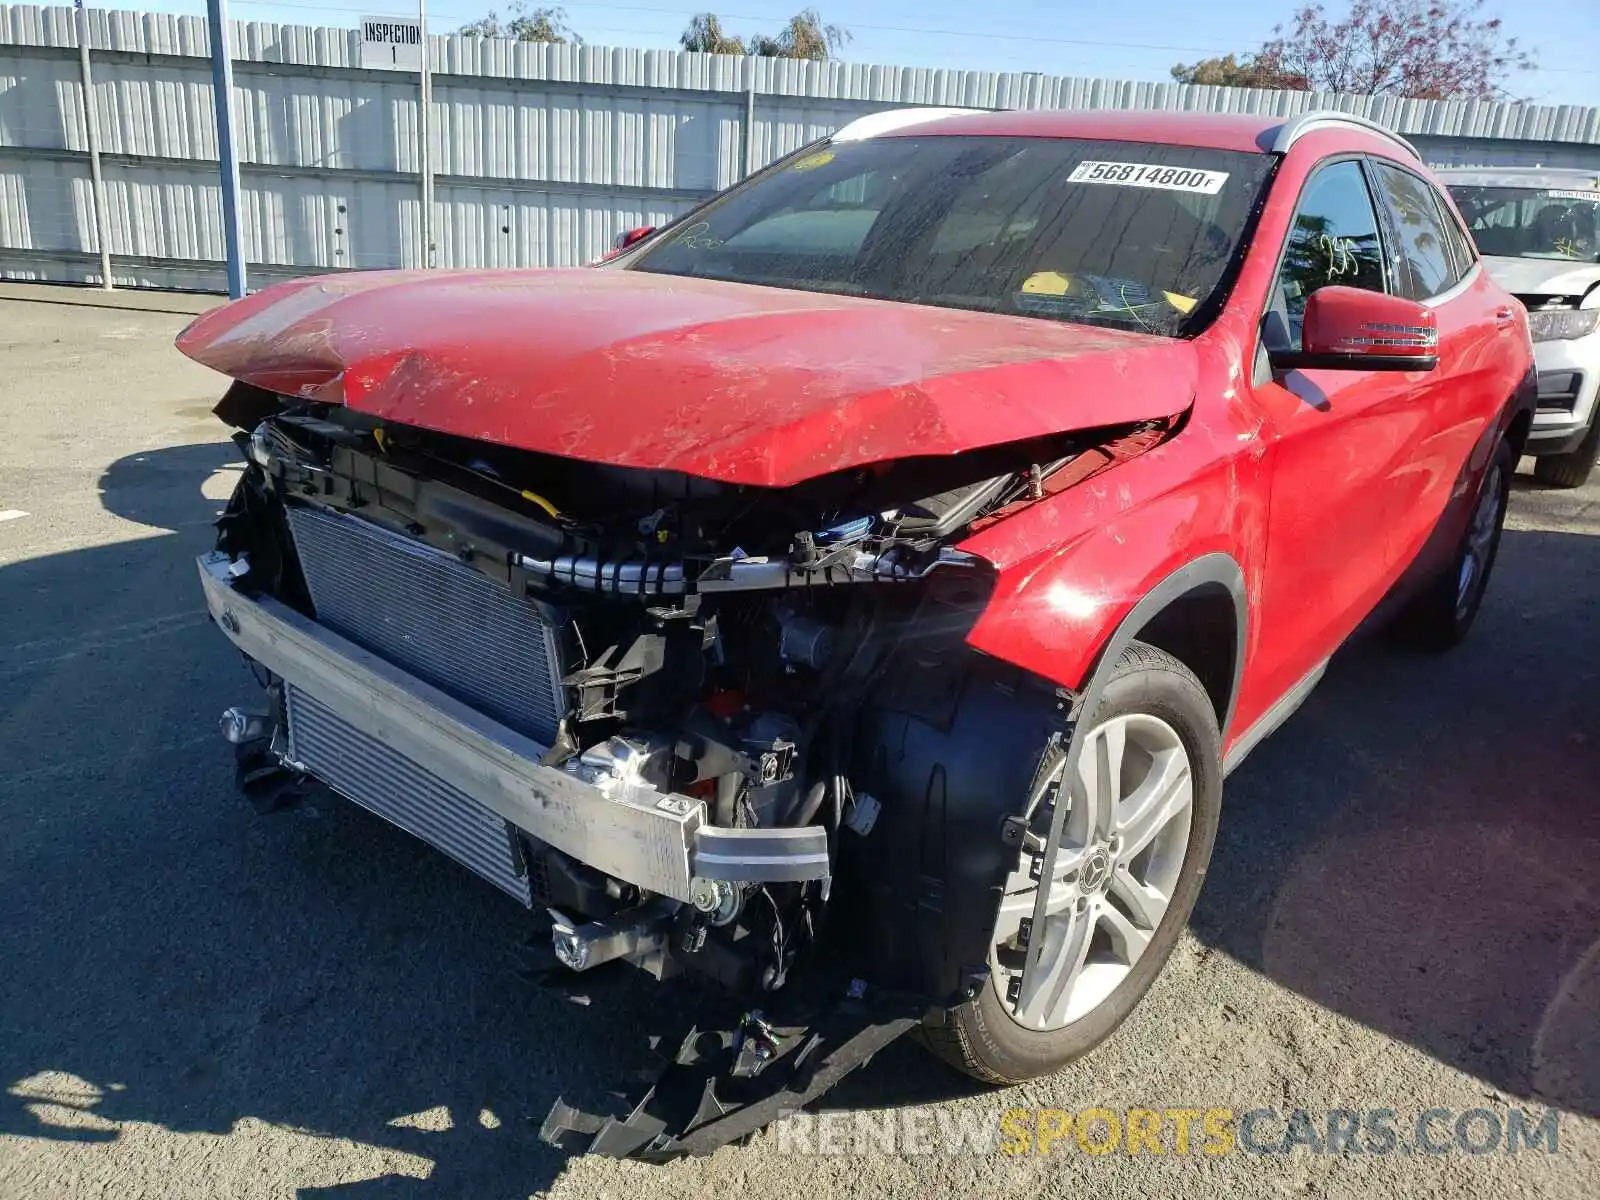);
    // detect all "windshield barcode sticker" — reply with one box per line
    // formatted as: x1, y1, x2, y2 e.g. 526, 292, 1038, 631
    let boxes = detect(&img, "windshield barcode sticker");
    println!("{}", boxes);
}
1546, 189, 1600, 202
1068, 161, 1229, 194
